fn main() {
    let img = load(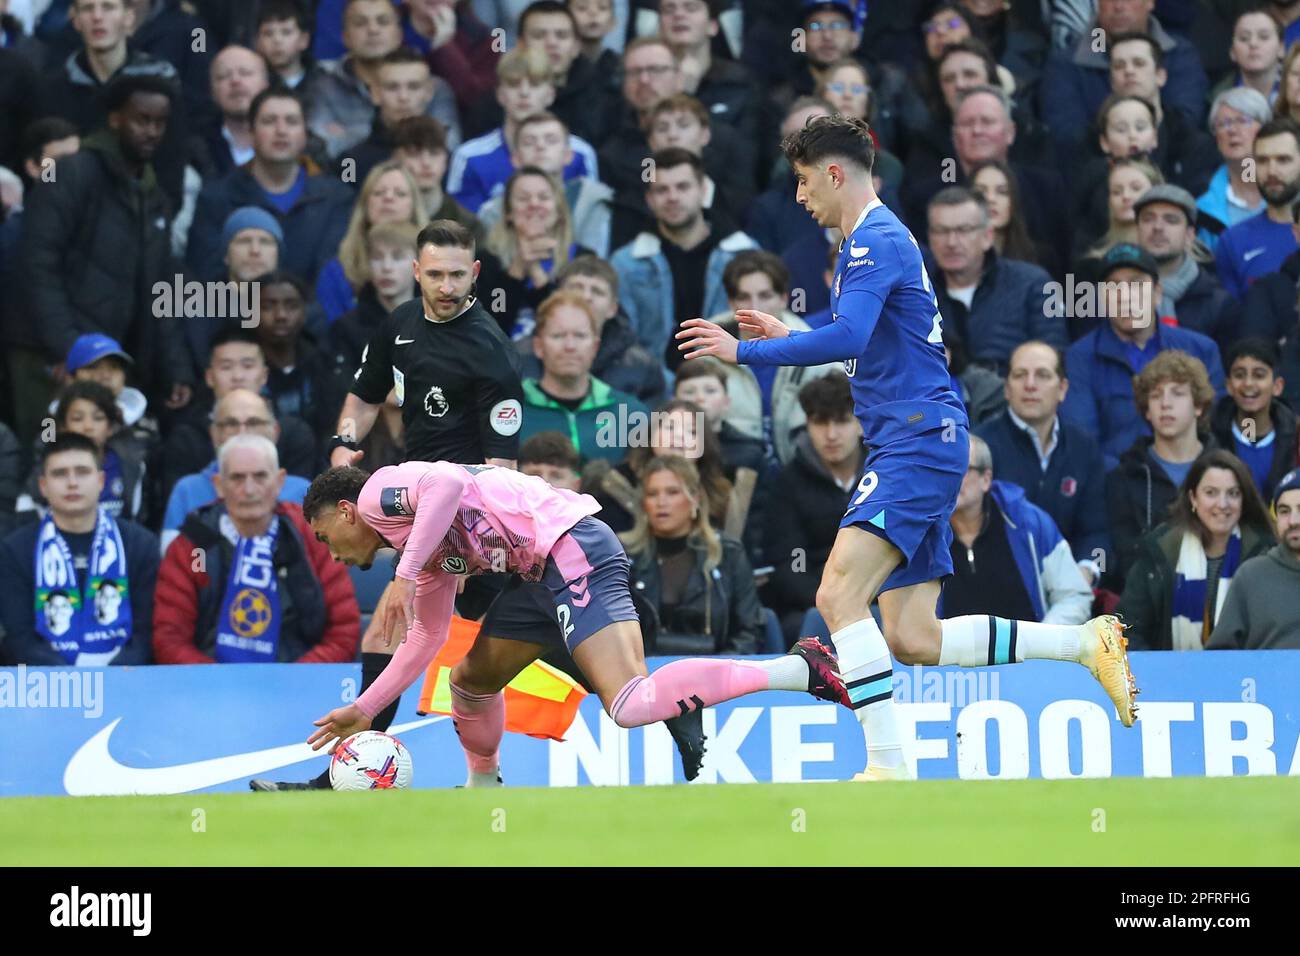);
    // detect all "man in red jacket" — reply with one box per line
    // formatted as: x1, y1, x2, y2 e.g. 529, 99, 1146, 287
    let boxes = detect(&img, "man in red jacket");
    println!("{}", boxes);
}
153, 433, 359, 664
